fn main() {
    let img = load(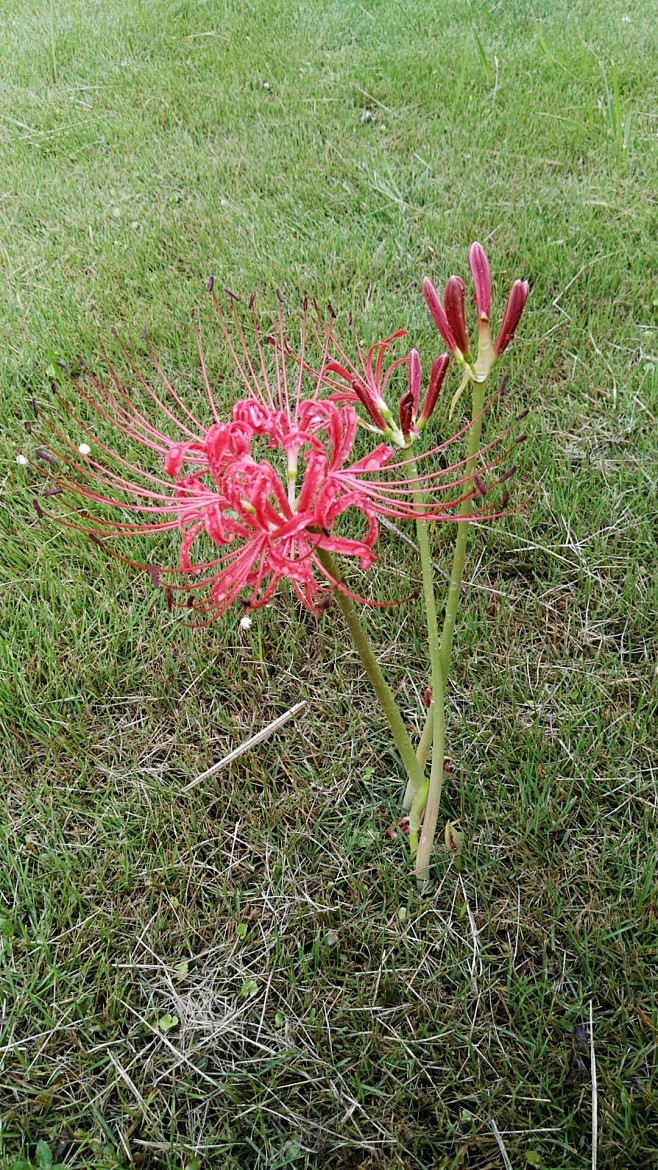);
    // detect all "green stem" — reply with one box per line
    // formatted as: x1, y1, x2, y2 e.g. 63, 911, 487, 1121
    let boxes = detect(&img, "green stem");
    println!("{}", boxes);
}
401, 460, 444, 811
405, 459, 447, 887
414, 380, 486, 885
316, 548, 425, 797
